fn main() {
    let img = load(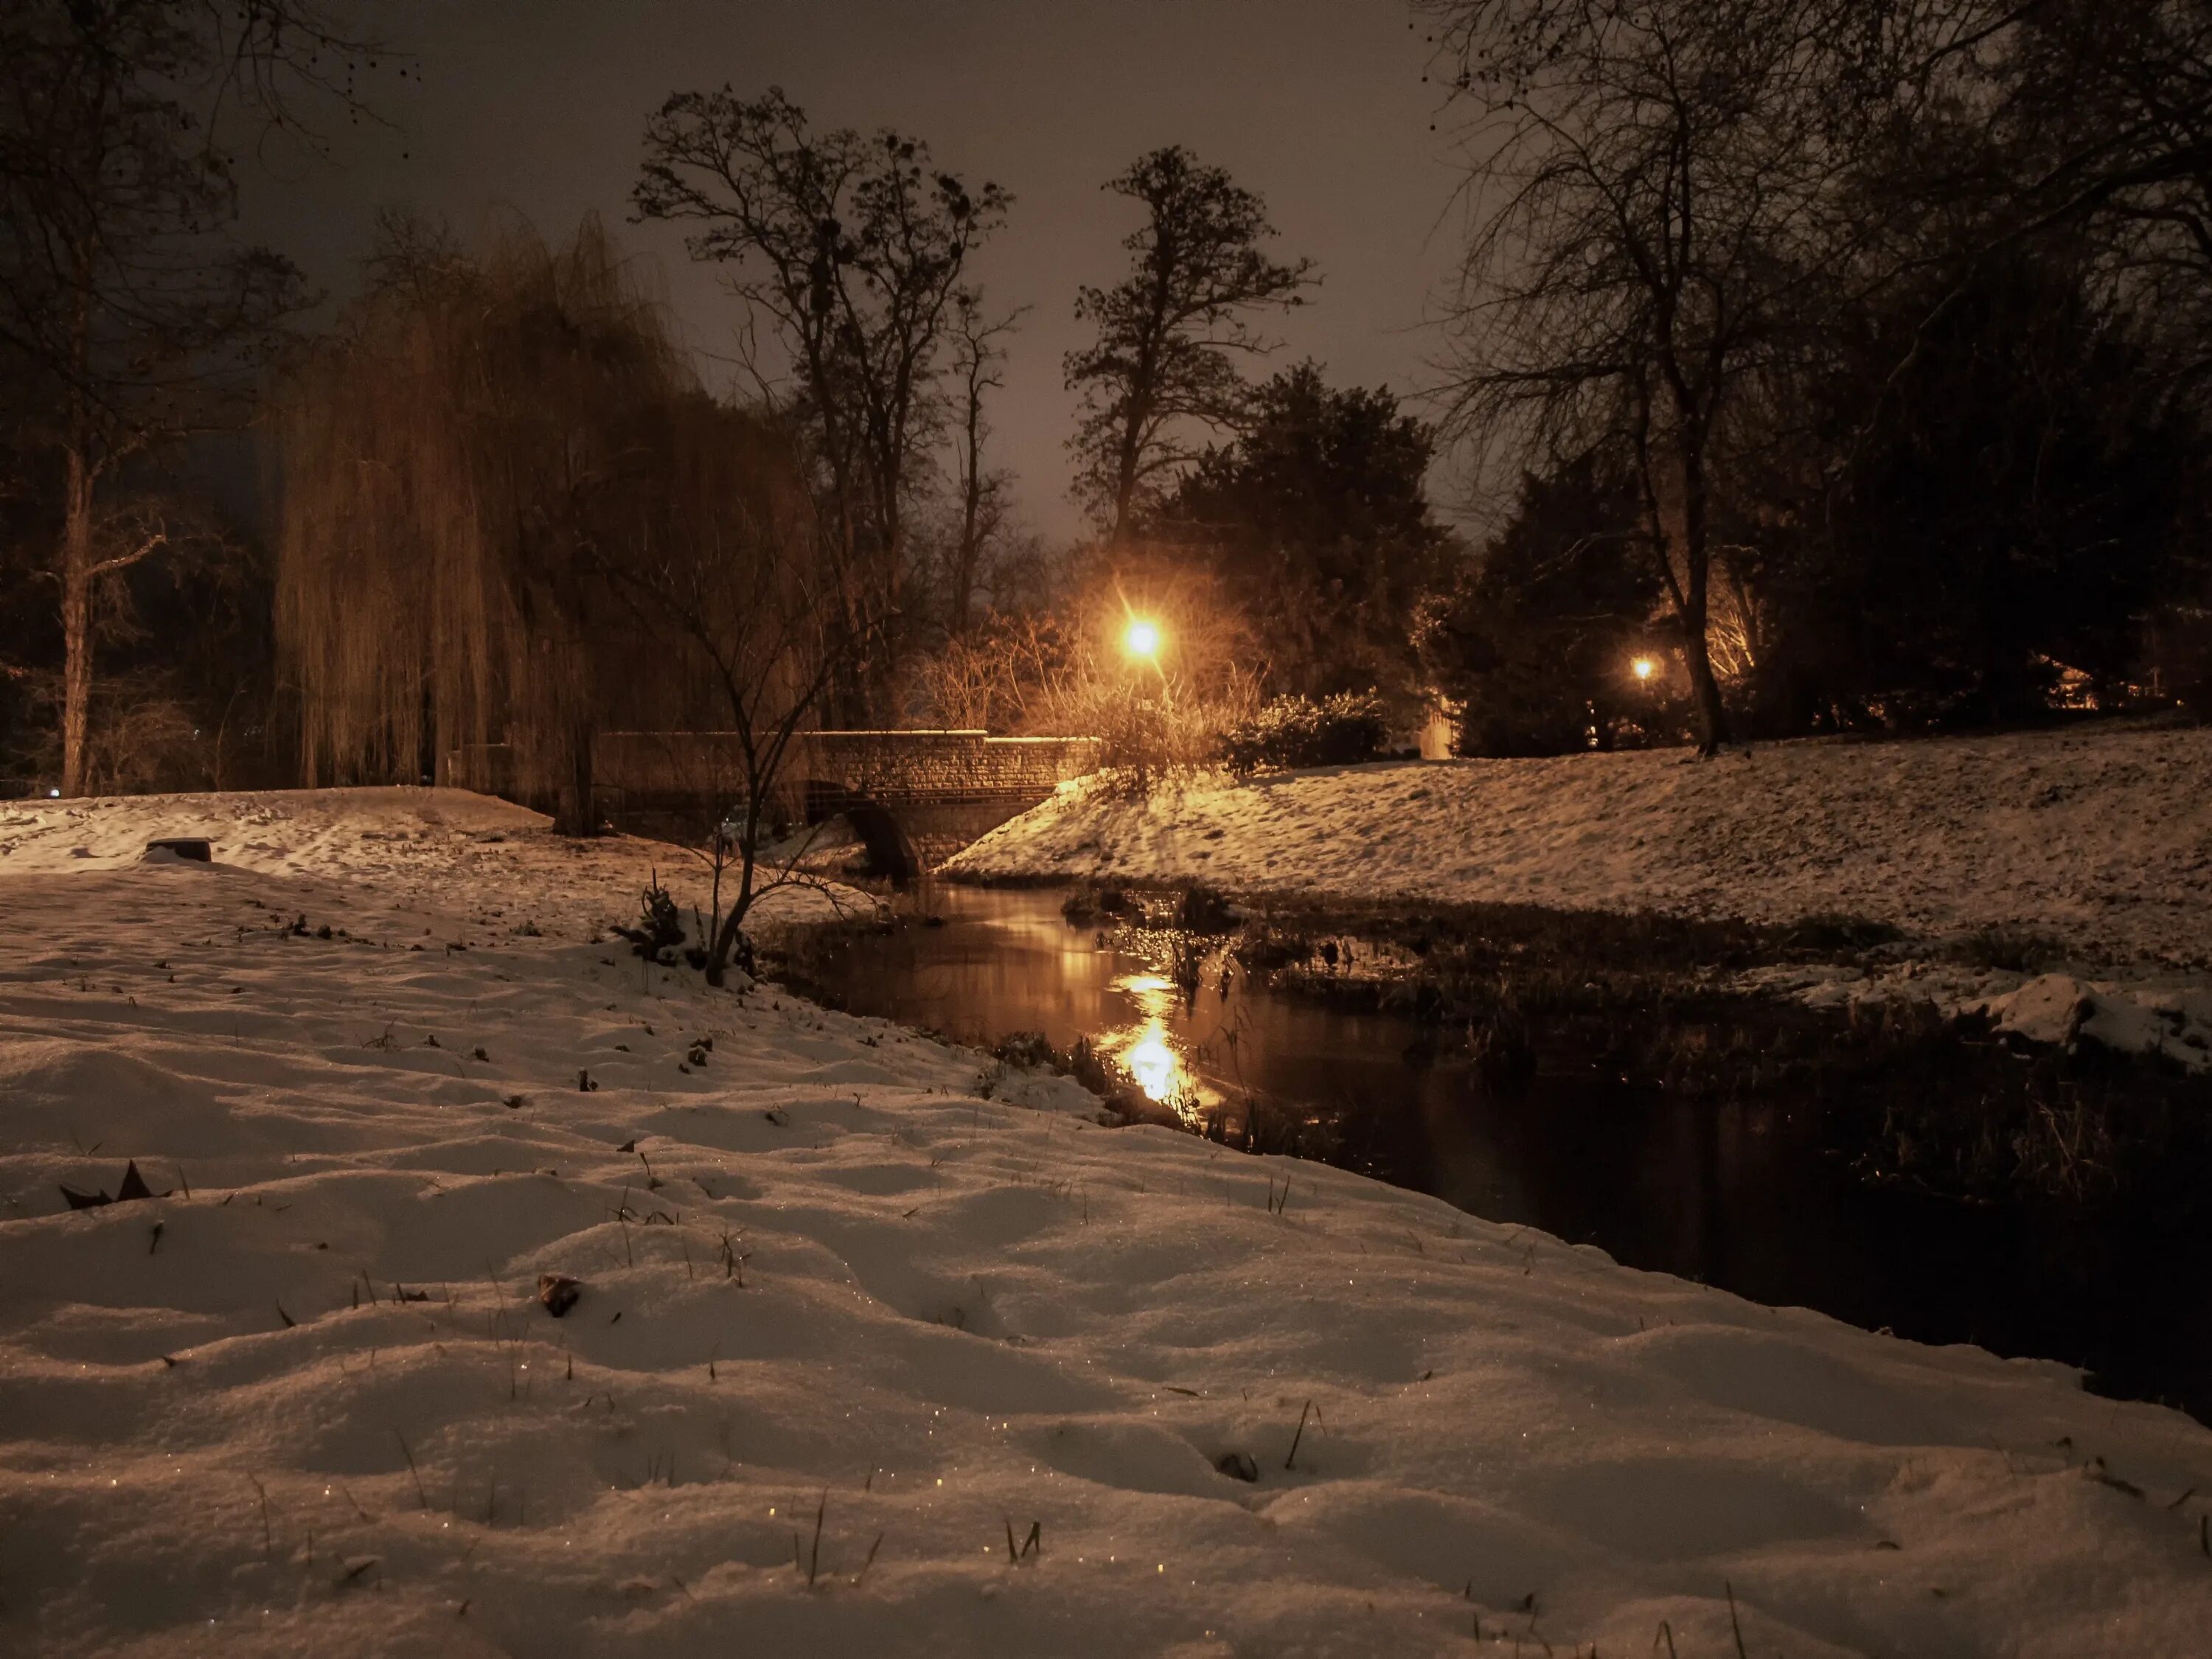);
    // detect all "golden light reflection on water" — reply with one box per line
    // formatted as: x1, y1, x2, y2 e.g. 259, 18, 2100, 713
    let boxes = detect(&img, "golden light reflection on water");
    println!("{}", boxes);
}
1121, 1021, 1183, 1099
1108, 973, 1211, 1124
